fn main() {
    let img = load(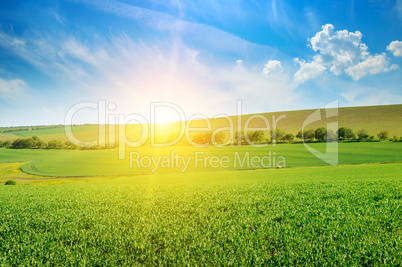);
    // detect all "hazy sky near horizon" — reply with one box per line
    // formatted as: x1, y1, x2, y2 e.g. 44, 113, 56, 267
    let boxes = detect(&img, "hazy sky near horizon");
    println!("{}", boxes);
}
0, 0, 402, 126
